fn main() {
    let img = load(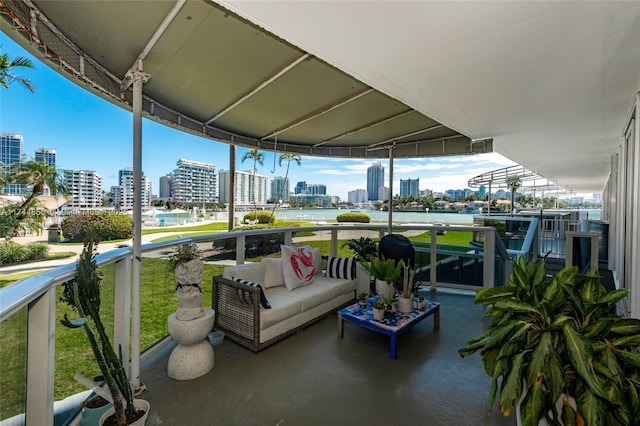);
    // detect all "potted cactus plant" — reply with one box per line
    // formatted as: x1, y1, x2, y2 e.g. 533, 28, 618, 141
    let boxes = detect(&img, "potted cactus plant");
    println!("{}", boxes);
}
459, 257, 640, 426
60, 238, 149, 425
